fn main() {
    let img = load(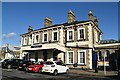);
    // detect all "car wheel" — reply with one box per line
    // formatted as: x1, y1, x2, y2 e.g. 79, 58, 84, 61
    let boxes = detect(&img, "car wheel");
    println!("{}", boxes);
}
53, 70, 58, 76
26, 67, 28, 72
38, 68, 42, 73
7, 65, 12, 69
66, 69, 69, 74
